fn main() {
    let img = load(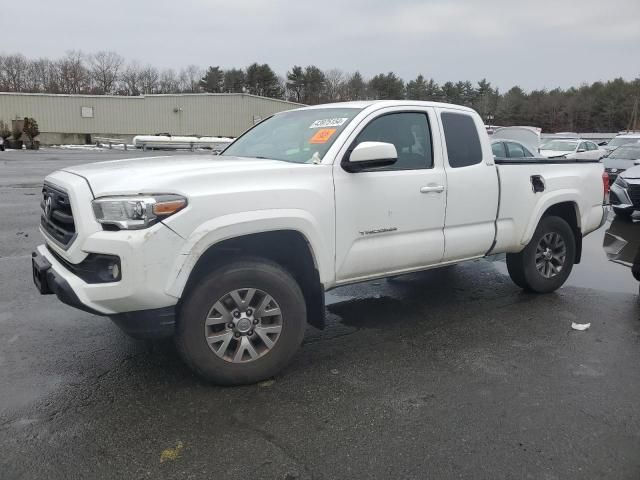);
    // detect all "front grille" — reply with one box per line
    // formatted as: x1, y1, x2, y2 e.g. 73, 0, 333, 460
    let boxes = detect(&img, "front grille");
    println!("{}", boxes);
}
41, 183, 76, 248
629, 184, 640, 207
